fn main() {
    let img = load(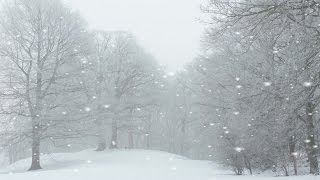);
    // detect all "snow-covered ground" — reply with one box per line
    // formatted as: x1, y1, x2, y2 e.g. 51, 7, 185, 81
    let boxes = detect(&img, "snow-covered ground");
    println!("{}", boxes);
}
0, 149, 319, 180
